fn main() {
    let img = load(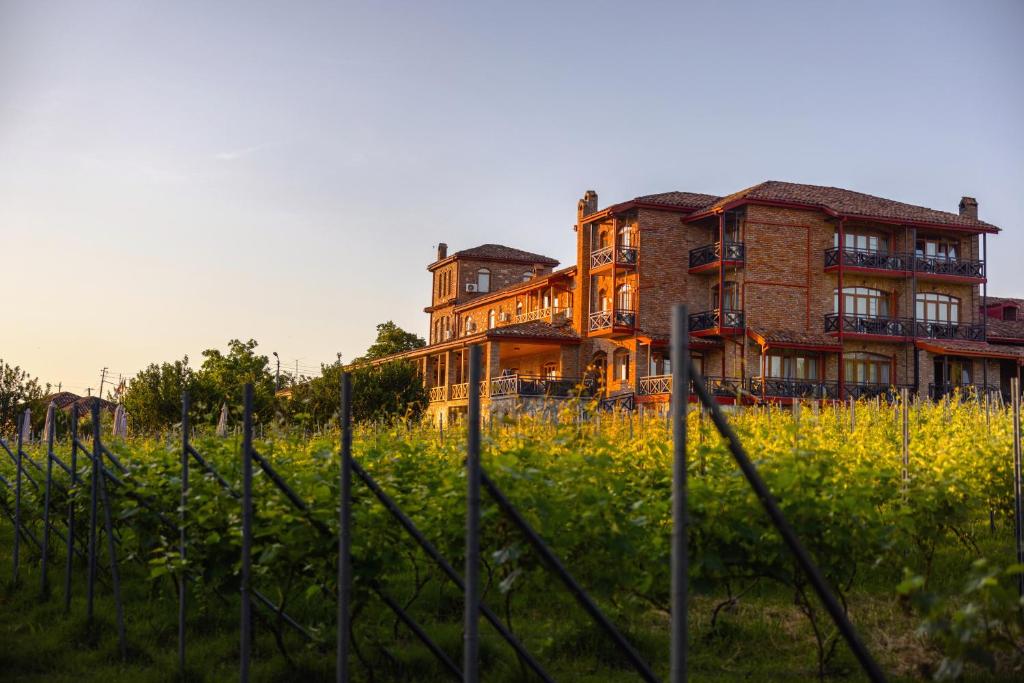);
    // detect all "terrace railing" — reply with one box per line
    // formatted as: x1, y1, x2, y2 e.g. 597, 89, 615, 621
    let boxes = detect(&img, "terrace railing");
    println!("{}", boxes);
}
428, 386, 448, 403
750, 377, 840, 400
689, 308, 744, 333
589, 309, 636, 332
489, 373, 595, 399
824, 247, 909, 272
913, 254, 984, 279
590, 245, 638, 269
639, 374, 672, 395
689, 241, 744, 269
825, 313, 913, 337
913, 320, 985, 341
928, 383, 1002, 402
